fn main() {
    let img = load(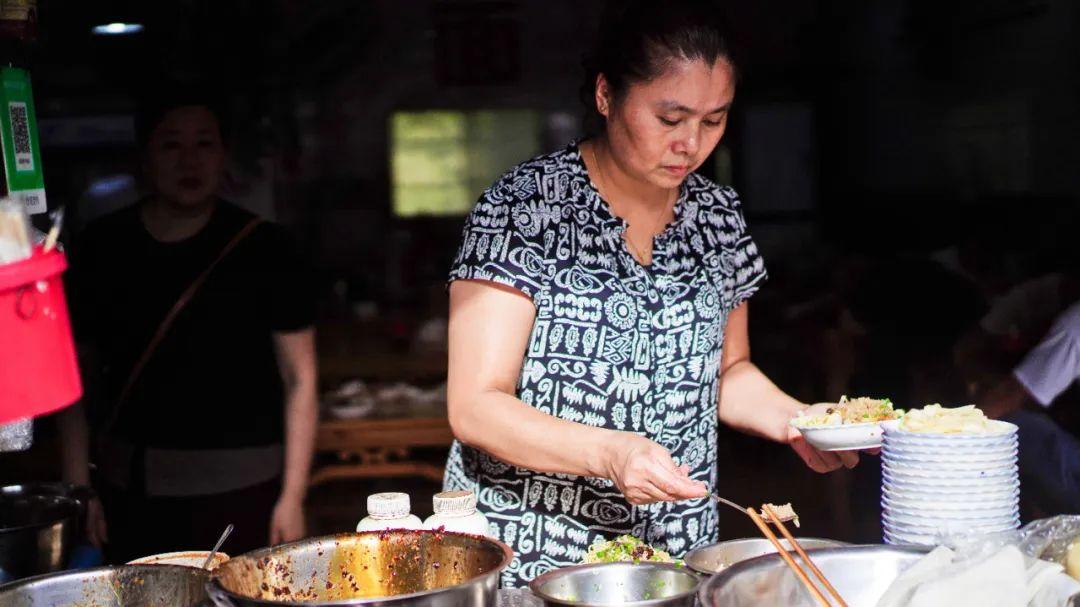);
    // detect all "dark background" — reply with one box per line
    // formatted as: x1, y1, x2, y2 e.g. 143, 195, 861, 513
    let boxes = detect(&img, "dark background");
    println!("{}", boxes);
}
3, 0, 1079, 544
